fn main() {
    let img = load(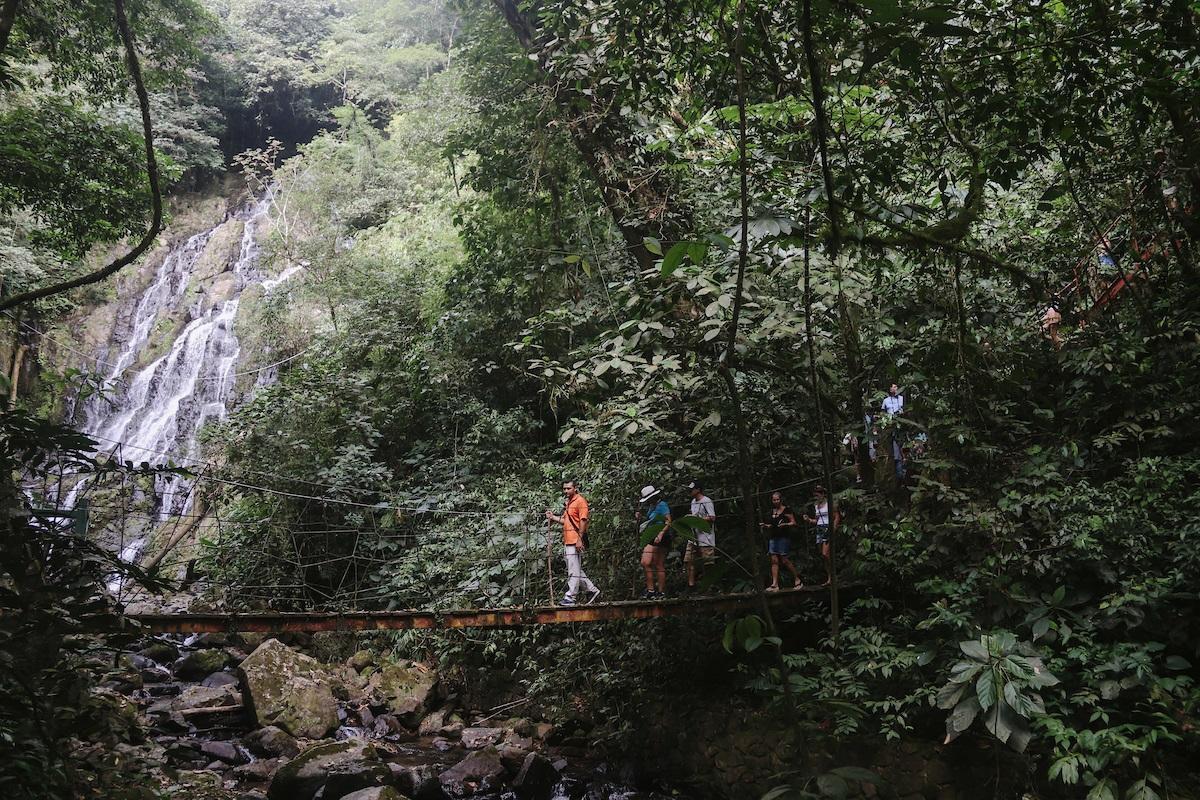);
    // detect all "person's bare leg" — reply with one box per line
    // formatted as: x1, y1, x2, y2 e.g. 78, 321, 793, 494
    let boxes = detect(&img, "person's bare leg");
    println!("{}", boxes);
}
655, 550, 667, 592
784, 556, 802, 587
687, 548, 697, 587
821, 543, 832, 585
769, 555, 780, 589
641, 547, 655, 591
